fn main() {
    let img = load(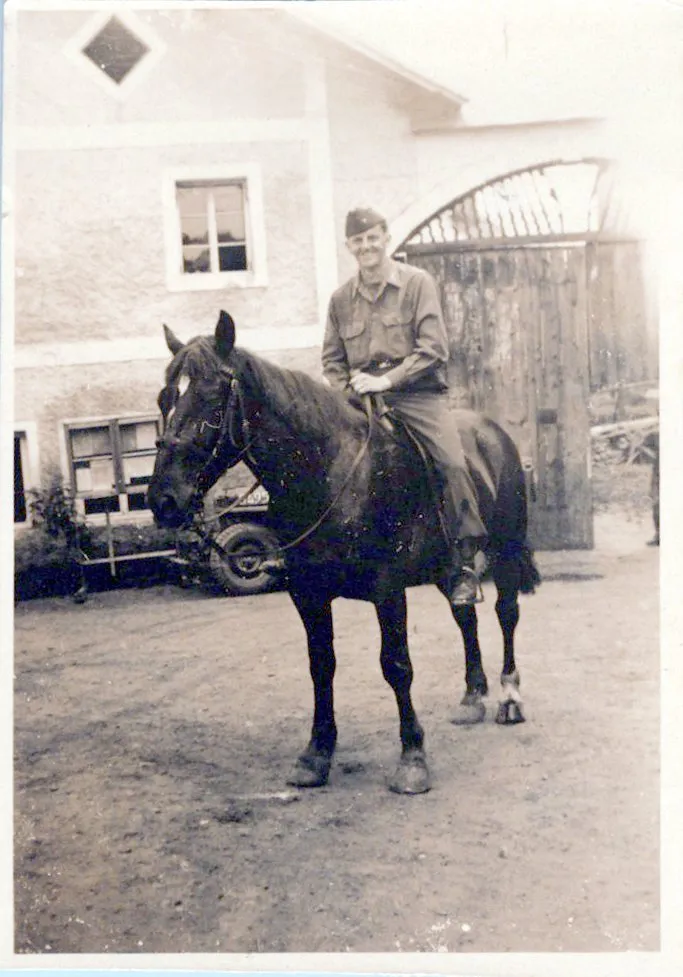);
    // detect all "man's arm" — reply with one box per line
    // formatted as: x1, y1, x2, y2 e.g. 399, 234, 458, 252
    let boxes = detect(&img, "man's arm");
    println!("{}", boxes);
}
382, 272, 448, 390
321, 299, 352, 391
